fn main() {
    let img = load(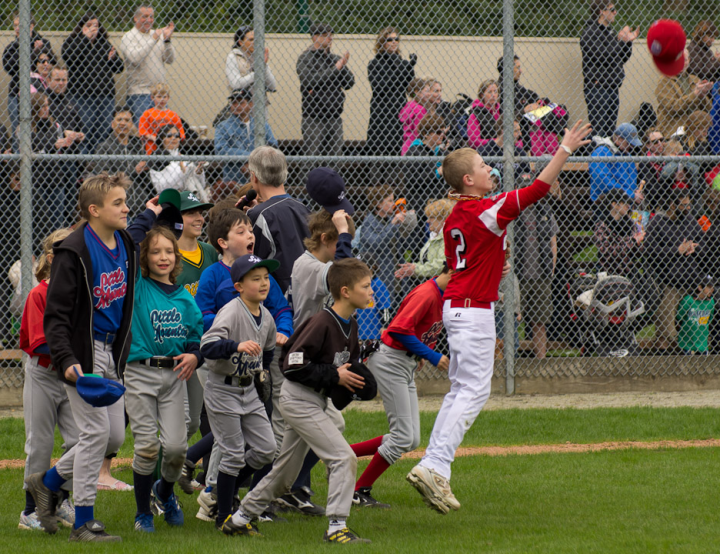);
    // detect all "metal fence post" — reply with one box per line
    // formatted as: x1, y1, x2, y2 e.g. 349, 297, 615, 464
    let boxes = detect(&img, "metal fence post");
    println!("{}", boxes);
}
502, 0, 516, 395
253, 0, 267, 148
18, 0, 33, 334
